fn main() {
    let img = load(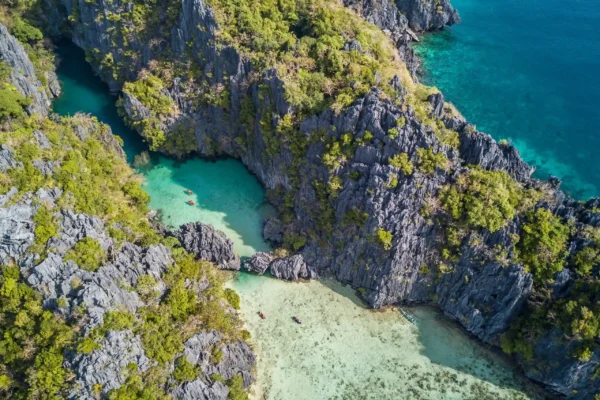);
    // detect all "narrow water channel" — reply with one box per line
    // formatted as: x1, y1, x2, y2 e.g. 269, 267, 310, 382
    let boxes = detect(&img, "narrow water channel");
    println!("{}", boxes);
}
53, 42, 540, 400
